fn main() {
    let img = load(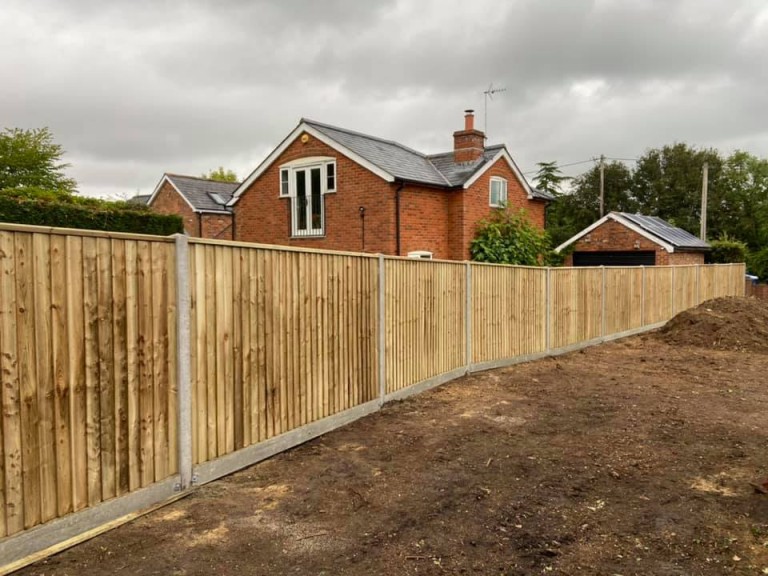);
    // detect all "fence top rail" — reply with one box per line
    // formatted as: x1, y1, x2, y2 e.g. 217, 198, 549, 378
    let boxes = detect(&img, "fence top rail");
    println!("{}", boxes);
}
188, 236, 380, 258
467, 260, 548, 271
384, 255, 468, 266
0, 221, 177, 242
